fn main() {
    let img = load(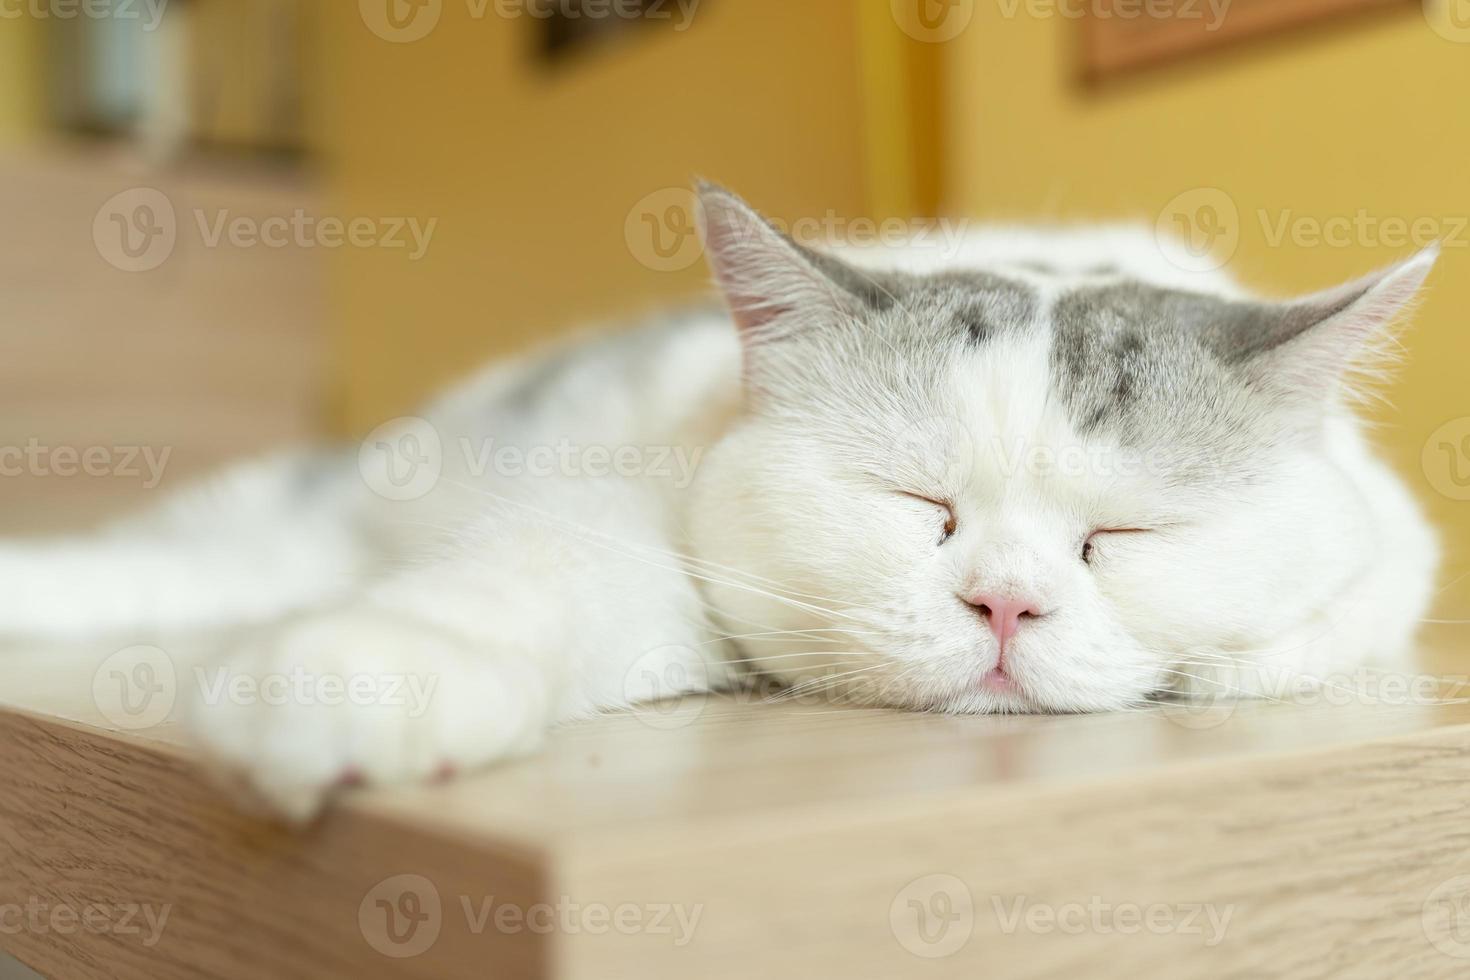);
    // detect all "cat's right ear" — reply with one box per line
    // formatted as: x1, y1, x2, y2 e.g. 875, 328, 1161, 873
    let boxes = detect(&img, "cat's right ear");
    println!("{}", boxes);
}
696, 182, 861, 346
